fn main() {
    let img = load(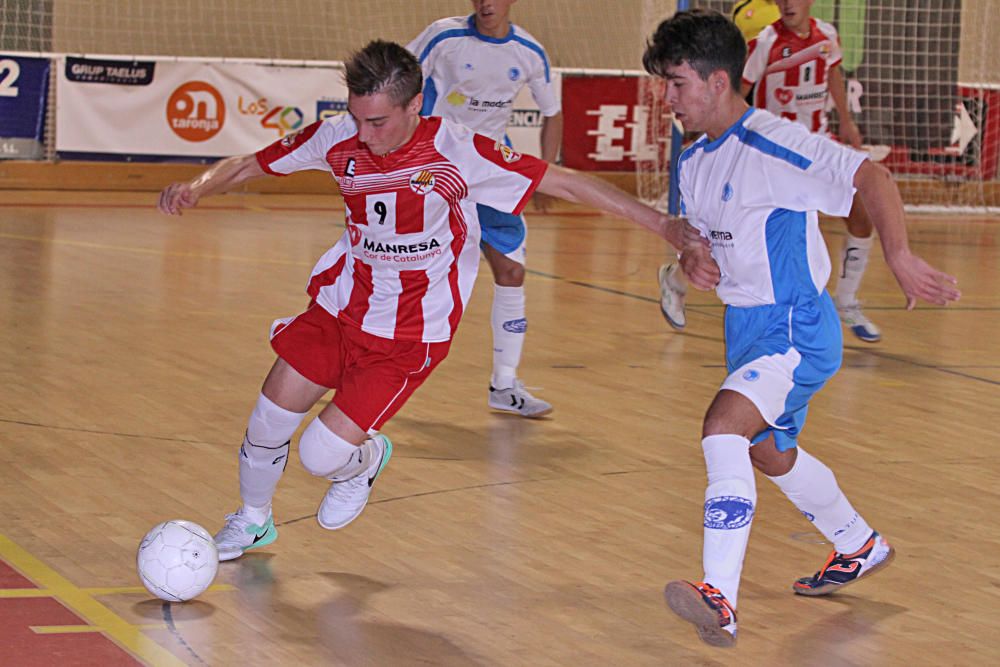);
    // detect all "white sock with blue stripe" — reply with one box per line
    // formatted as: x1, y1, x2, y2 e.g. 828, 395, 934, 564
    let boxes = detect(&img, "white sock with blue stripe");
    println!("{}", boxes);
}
767, 447, 872, 555
490, 284, 526, 390
701, 434, 756, 608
